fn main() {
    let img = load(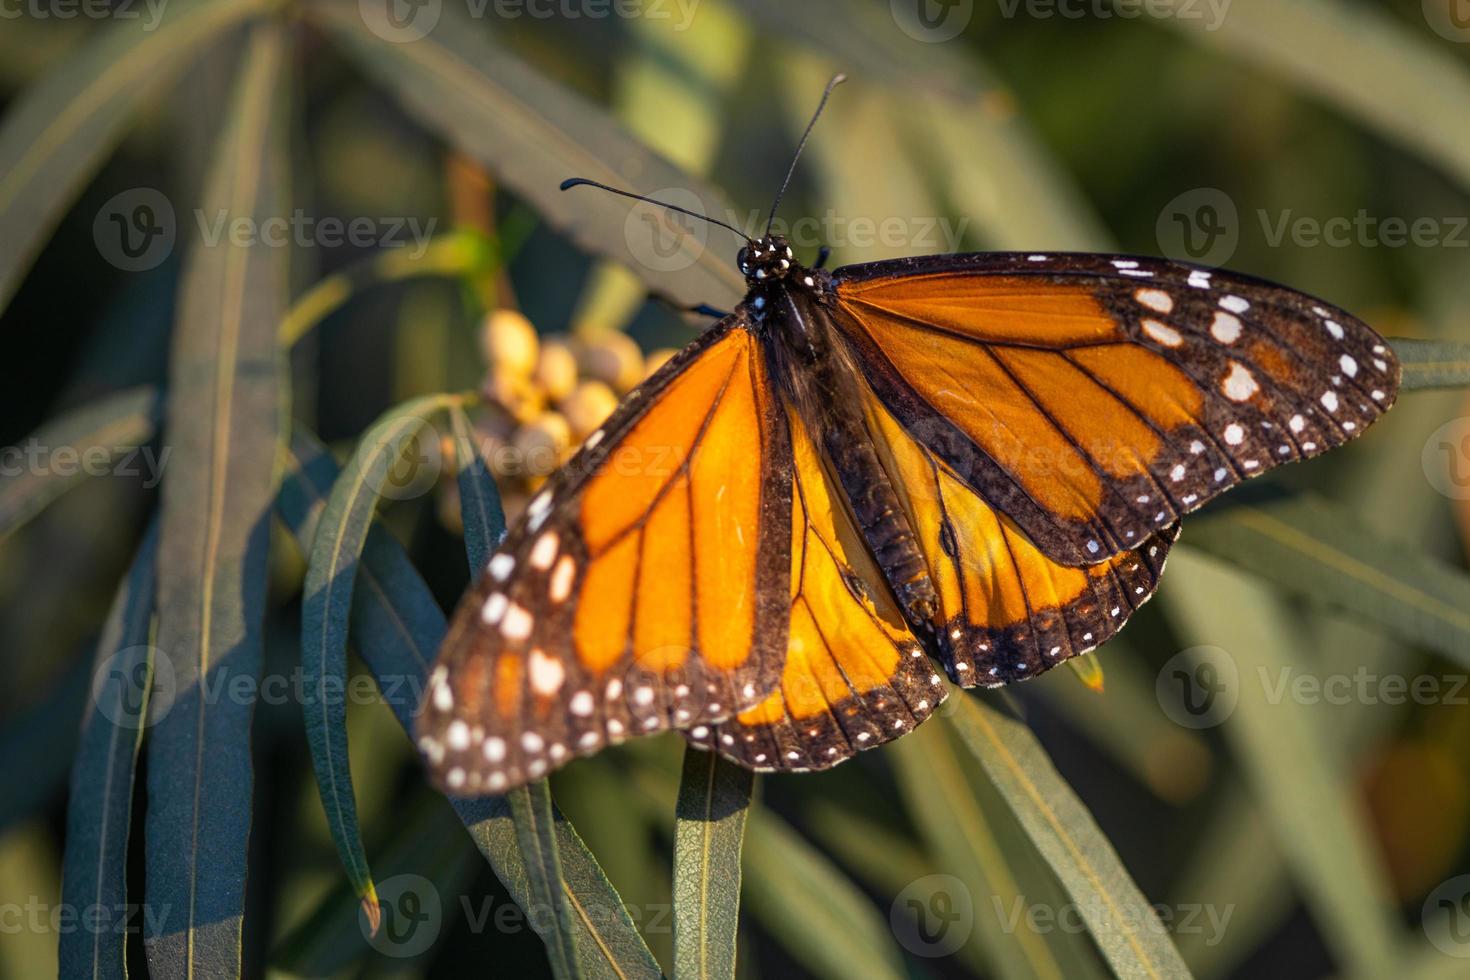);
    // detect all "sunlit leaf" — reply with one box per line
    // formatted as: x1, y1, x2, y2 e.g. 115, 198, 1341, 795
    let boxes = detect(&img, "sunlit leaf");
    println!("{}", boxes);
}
945, 694, 1192, 980
1391, 338, 1470, 390
743, 809, 907, 980
1188, 489, 1470, 669
891, 721, 1110, 980
1159, 547, 1400, 977
673, 747, 752, 980
304, 0, 746, 310
144, 24, 288, 976
1142, 0, 1470, 196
